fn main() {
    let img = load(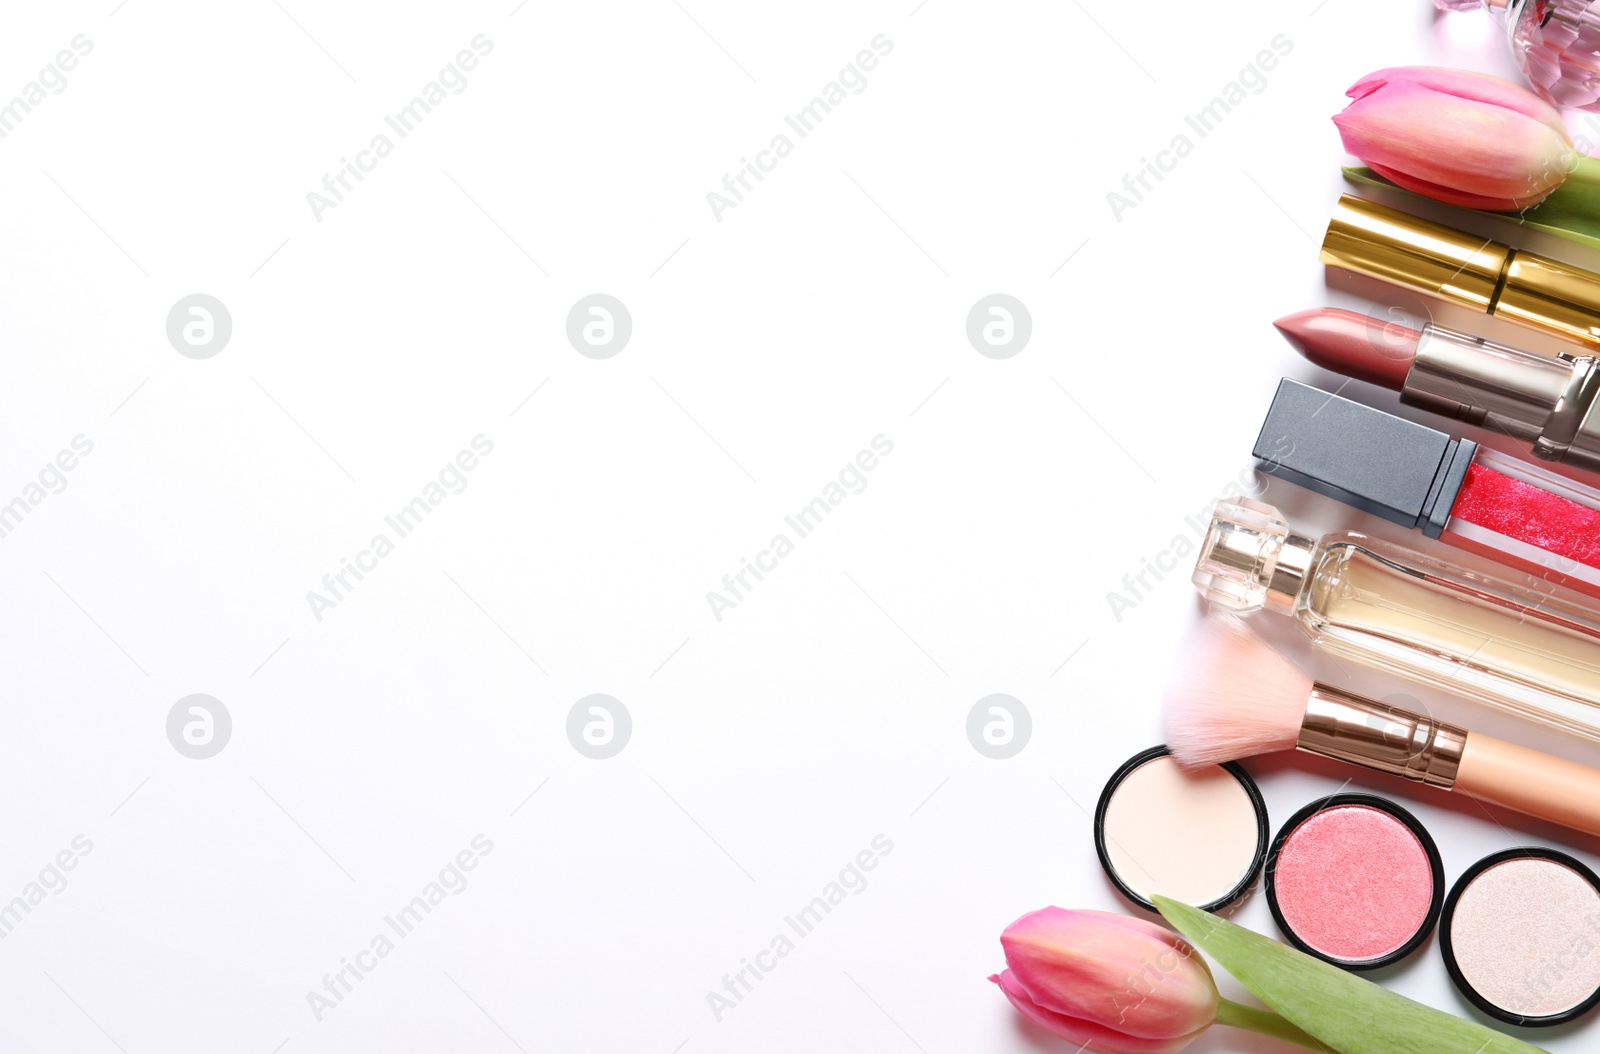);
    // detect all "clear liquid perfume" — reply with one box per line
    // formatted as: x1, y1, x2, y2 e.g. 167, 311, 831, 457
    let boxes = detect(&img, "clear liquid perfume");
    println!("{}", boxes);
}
1194, 497, 1600, 742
